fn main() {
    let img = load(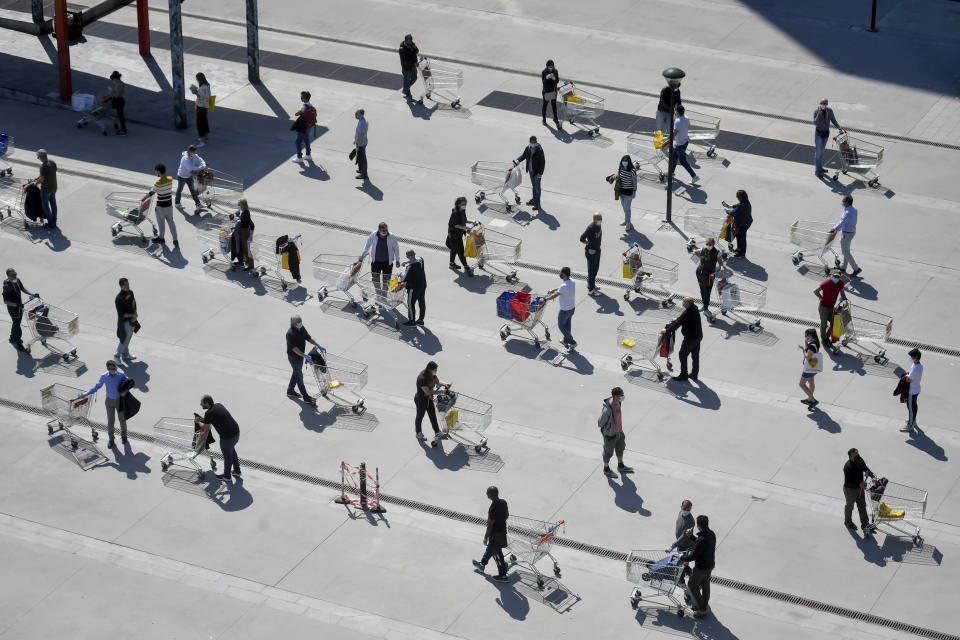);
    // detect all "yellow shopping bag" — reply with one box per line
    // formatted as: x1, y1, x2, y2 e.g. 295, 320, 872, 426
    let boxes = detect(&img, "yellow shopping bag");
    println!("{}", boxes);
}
622, 262, 633, 278
654, 131, 664, 149
389, 277, 400, 292
328, 380, 342, 389
209, 95, 216, 113
464, 234, 478, 258
831, 313, 845, 340
566, 94, 583, 103
621, 338, 636, 348
878, 502, 905, 519
445, 408, 459, 428
719, 217, 730, 241
281, 246, 300, 270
